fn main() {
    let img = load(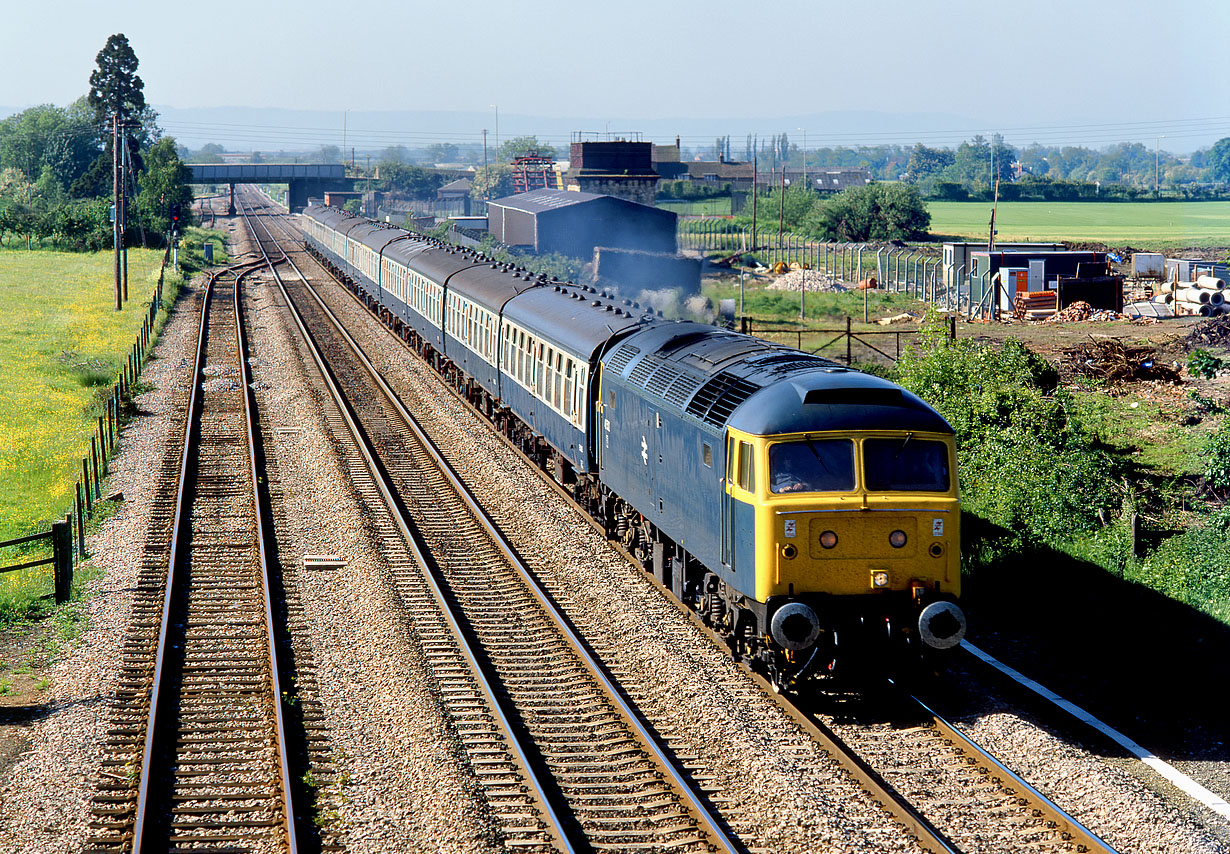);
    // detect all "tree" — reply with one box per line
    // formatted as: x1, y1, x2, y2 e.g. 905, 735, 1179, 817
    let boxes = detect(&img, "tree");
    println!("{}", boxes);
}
87, 34, 145, 132
426, 142, 459, 164
138, 137, 194, 235
470, 163, 513, 200
496, 136, 556, 163
310, 144, 342, 164
905, 143, 954, 183
376, 163, 443, 198
803, 182, 930, 242
380, 145, 409, 165
1208, 138, 1230, 184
